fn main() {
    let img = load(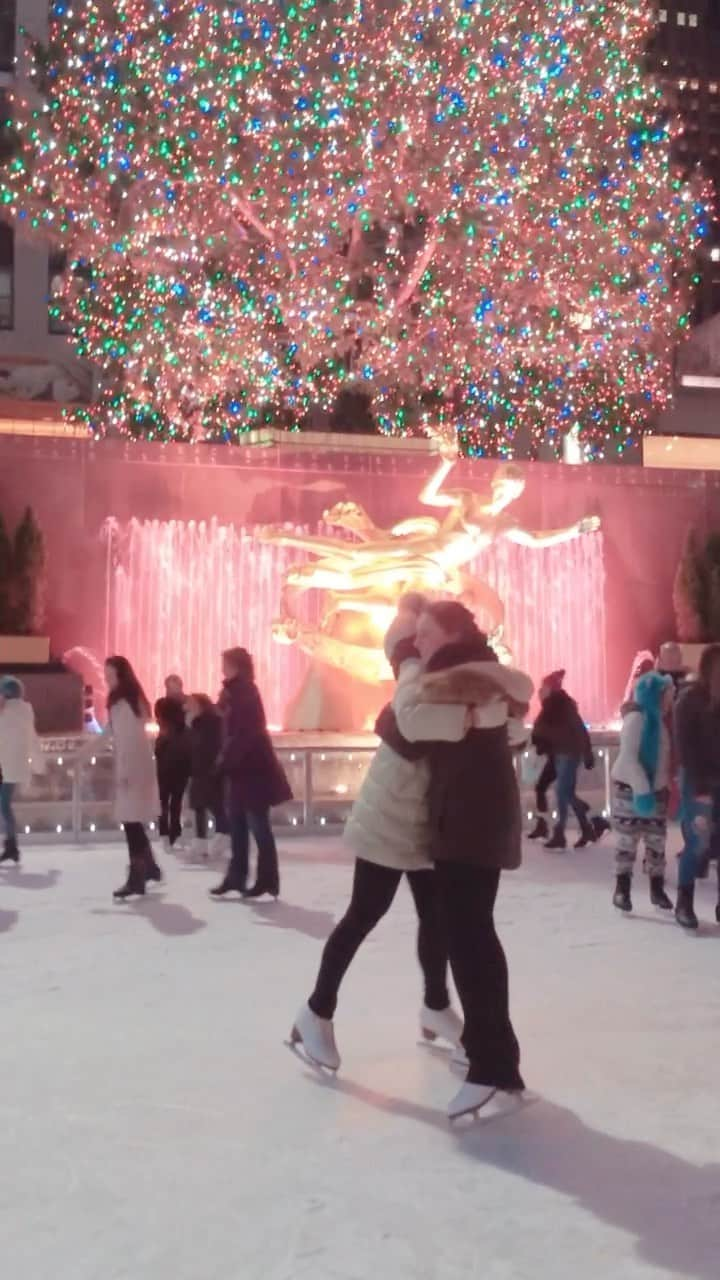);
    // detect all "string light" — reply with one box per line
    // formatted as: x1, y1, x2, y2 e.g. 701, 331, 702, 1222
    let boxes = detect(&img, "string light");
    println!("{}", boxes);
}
1, 0, 709, 457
